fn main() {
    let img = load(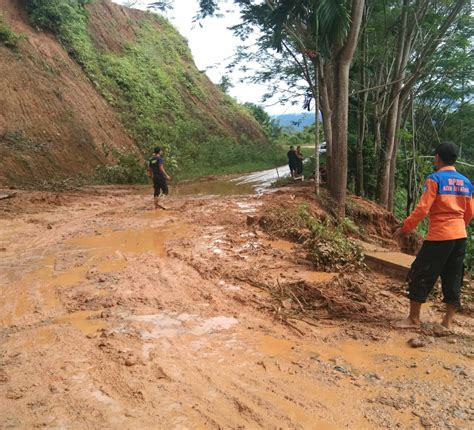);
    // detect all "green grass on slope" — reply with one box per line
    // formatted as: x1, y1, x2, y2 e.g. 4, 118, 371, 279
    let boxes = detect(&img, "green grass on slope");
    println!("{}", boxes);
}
23, 0, 280, 182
